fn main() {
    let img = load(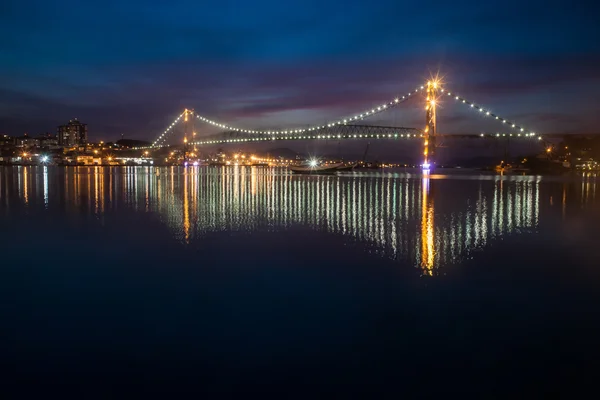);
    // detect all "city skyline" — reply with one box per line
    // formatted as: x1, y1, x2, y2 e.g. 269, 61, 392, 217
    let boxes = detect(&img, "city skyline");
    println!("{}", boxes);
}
1, 0, 599, 141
